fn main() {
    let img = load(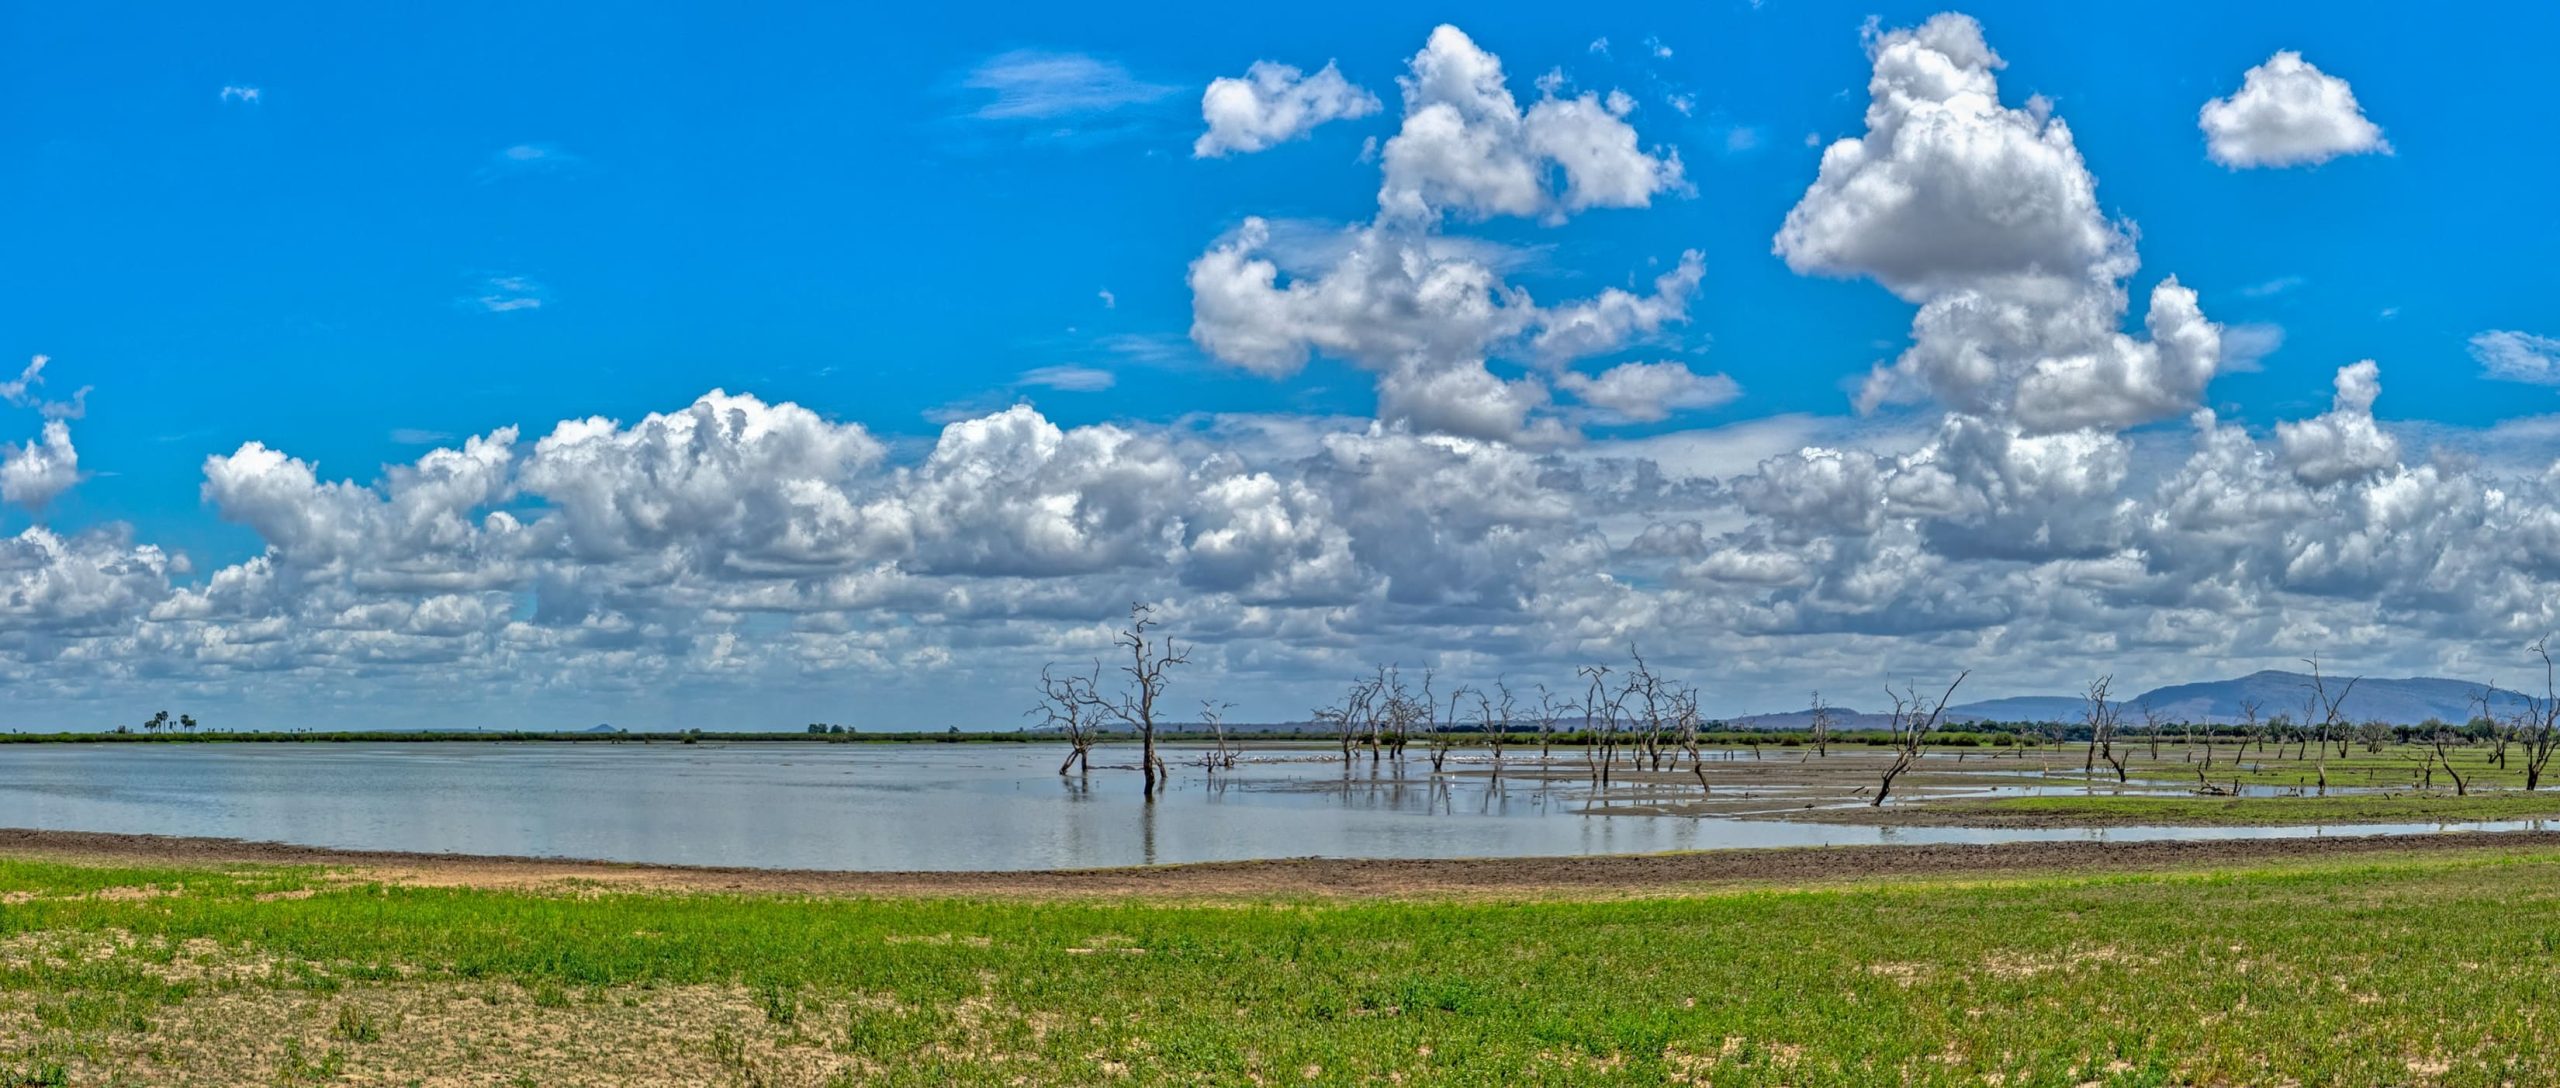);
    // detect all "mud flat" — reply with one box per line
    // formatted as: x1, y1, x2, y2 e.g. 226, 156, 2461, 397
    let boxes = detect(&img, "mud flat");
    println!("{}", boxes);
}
5, 824, 2554, 899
